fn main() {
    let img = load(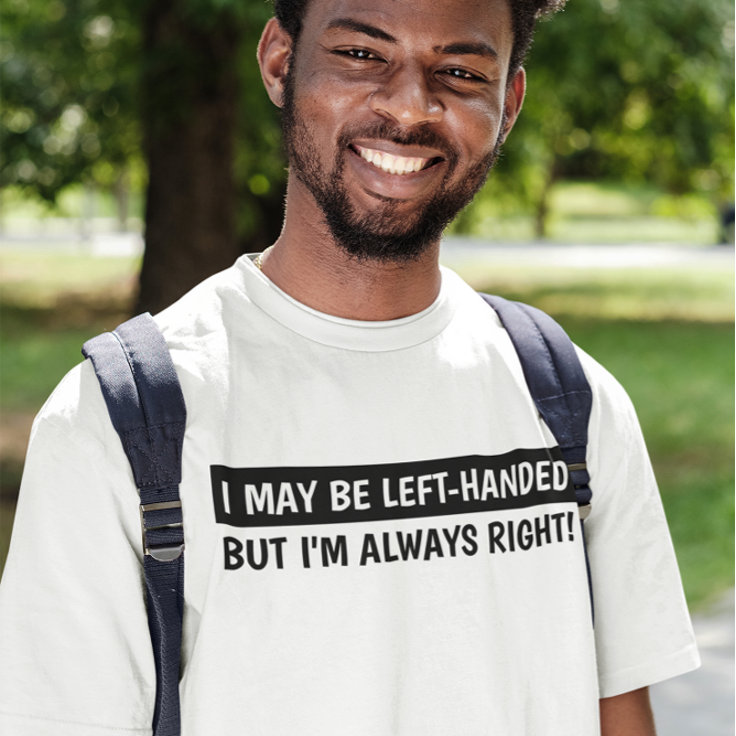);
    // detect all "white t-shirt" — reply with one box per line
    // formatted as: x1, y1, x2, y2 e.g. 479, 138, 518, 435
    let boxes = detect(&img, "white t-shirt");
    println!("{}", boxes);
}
0, 256, 699, 735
